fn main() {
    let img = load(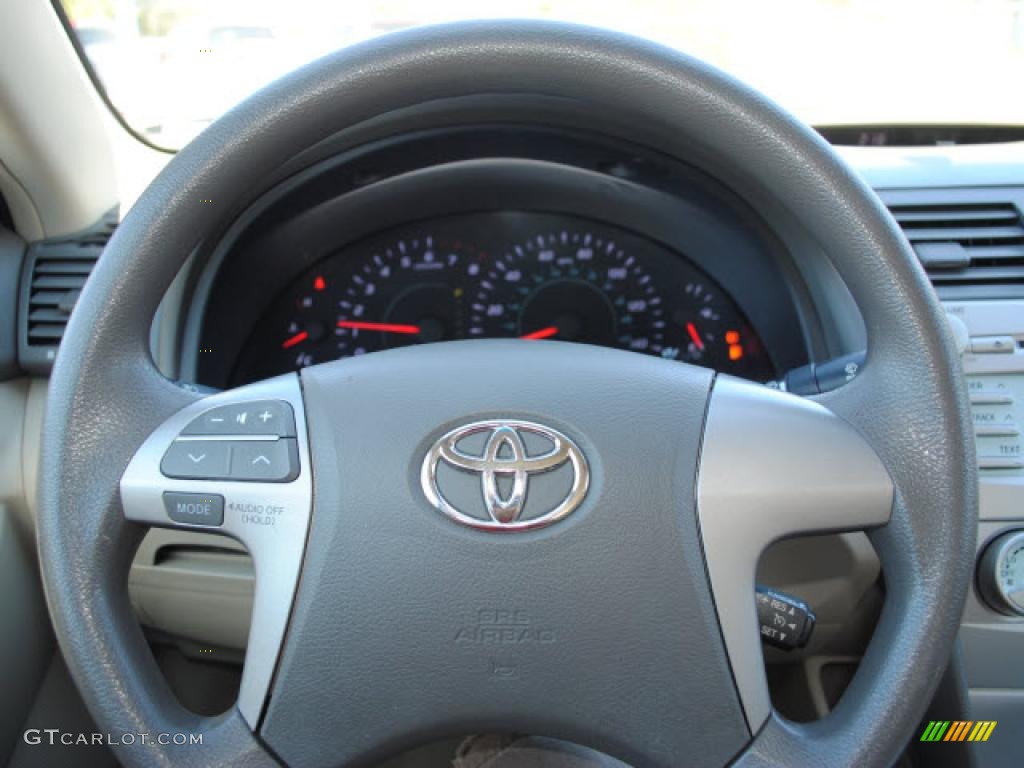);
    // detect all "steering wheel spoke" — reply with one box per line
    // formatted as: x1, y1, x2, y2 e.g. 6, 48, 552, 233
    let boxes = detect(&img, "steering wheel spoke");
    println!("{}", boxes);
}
697, 376, 893, 731
120, 374, 313, 729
